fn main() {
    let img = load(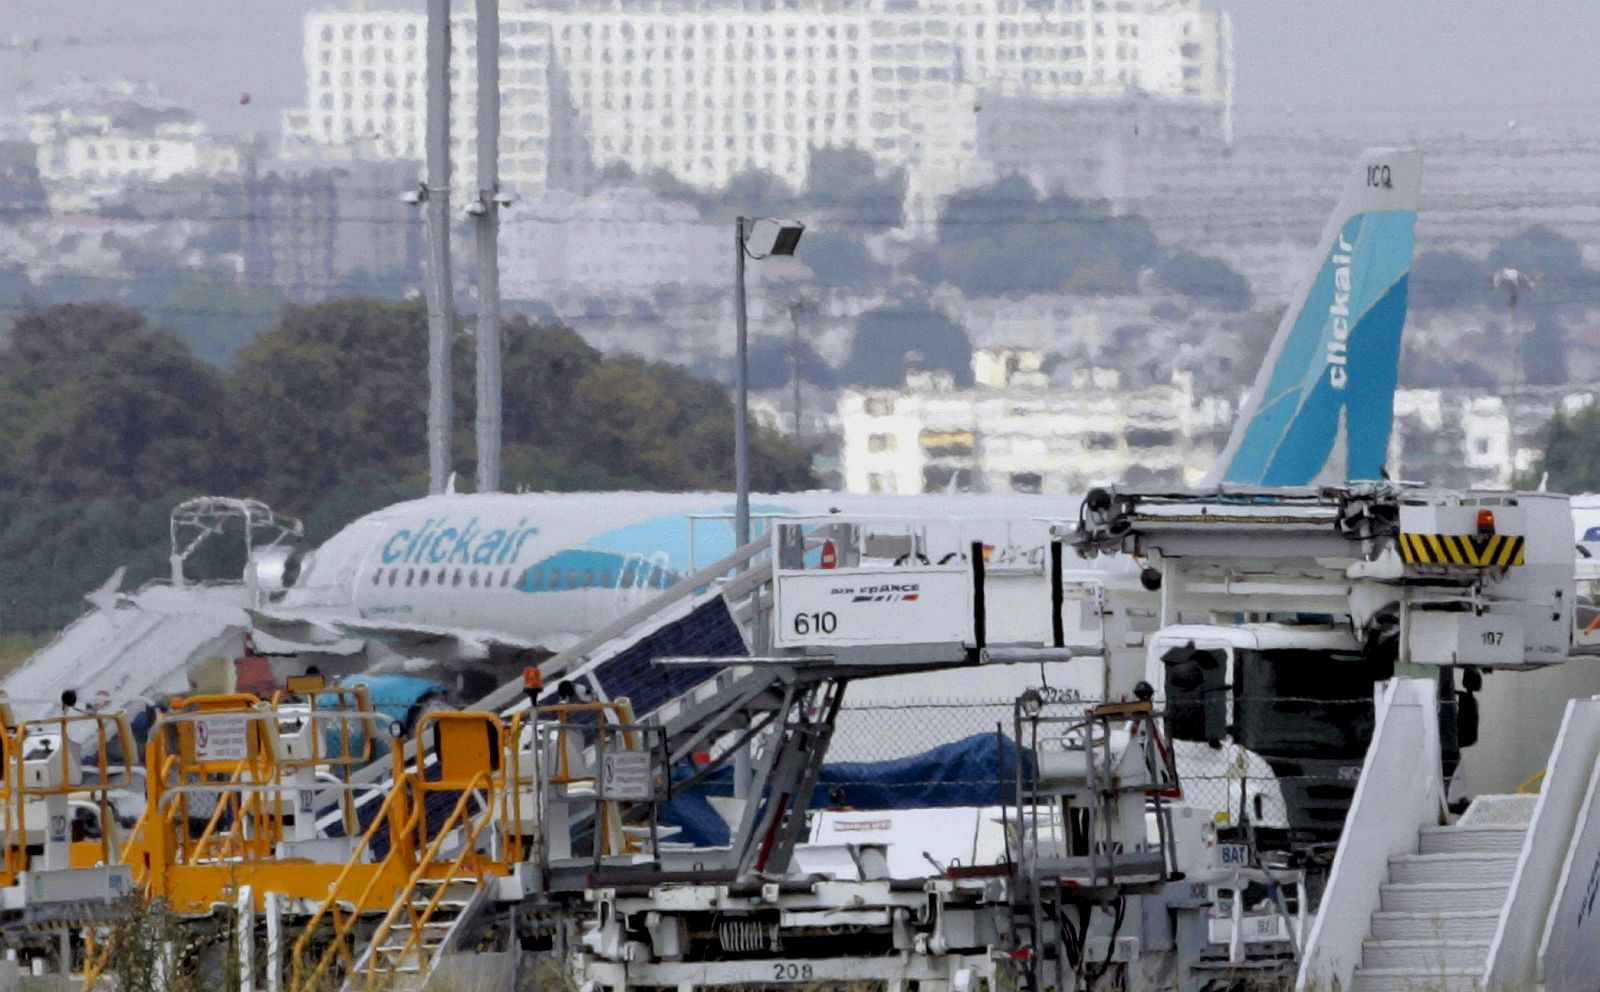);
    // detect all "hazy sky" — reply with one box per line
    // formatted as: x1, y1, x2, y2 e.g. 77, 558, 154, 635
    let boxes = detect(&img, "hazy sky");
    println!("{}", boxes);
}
2, 1, 1597, 137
